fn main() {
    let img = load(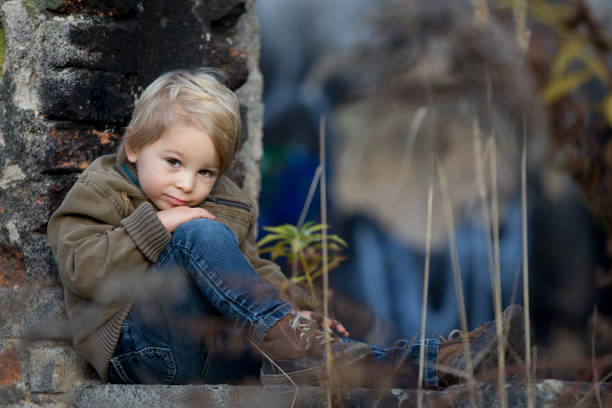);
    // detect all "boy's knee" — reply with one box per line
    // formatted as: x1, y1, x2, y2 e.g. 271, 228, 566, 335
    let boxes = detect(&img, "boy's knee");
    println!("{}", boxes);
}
174, 218, 237, 246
